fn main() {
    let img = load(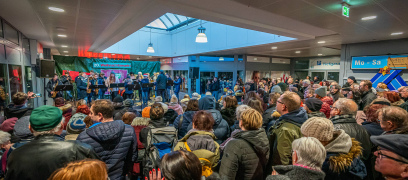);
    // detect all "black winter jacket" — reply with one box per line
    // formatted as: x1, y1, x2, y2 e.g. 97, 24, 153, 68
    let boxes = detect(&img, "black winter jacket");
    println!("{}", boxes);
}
266, 165, 325, 180
174, 111, 197, 138
75, 76, 87, 99
6, 134, 99, 180
262, 105, 276, 129
330, 115, 371, 162
220, 107, 237, 126
211, 80, 220, 91
187, 109, 230, 144
77, 120, 137, 180
163, 109, 178, 125
156, 74, 167, 90
361, 121, 384, 136
219, 129, 270, 180
4, 104, 33, 119
114, 107, 141, 121
359, 89, 376, 110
